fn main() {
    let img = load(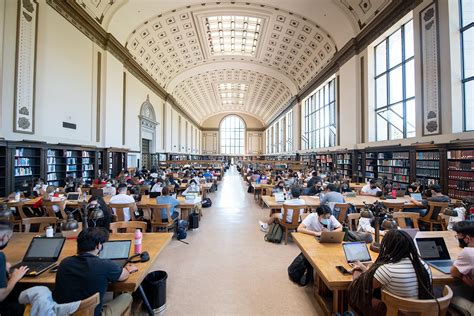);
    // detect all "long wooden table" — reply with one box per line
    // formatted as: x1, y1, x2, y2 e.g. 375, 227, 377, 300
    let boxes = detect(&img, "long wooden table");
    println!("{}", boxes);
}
292, 231, 460, 315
